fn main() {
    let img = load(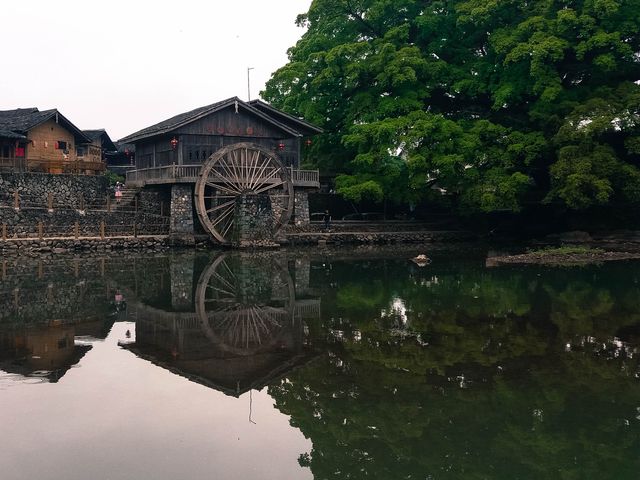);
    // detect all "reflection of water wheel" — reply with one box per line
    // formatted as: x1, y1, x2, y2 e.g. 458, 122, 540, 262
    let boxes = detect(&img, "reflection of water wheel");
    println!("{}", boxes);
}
194, 142, 294, 245
195, 254, 295, 356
